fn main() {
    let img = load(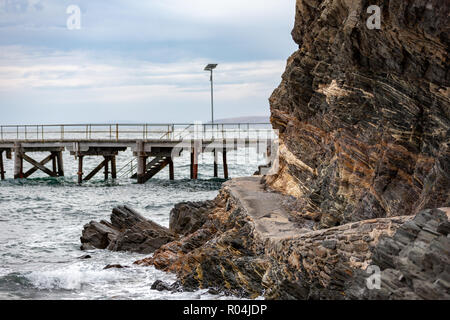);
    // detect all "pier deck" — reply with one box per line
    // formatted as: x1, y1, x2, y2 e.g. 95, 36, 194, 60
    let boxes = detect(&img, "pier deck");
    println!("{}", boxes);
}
0, 123, 276, 183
